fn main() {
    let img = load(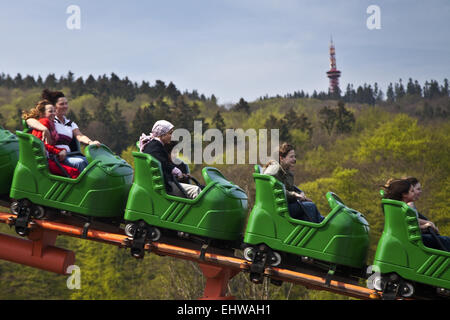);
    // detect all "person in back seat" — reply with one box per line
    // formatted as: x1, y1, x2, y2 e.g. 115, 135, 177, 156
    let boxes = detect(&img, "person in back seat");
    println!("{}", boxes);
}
26, 89, 101, 173
382, 178, 450, 251
403, 177, 434, 228
263, 142, 324, 223
23, 100, 80, 179
139, 120, 200, 199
